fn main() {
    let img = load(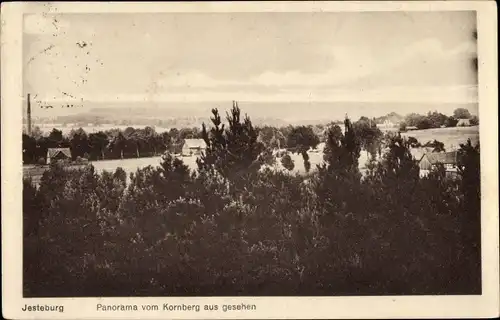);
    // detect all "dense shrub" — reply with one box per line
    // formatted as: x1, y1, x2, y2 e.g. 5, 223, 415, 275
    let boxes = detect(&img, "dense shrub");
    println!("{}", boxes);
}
281, 153, 295, 171
23, 107, 482, 297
